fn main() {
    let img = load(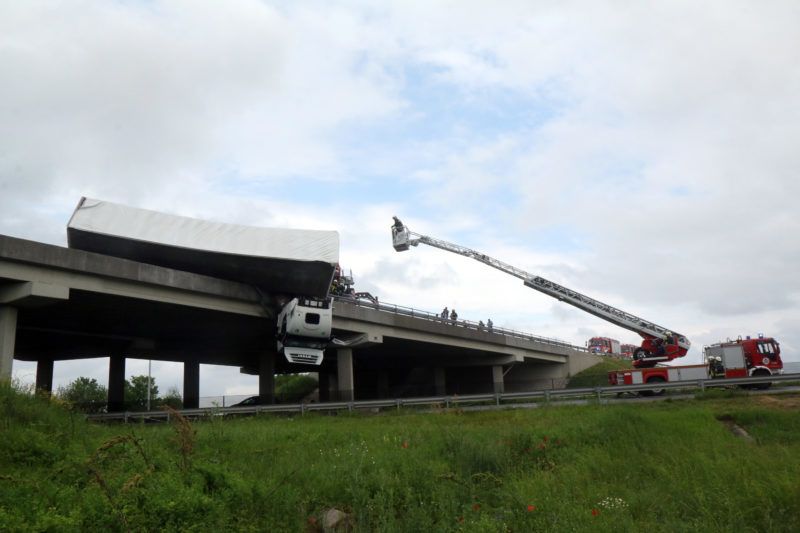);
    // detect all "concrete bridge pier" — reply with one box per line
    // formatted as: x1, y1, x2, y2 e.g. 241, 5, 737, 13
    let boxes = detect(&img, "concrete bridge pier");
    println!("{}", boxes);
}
0, 305, 17, 381
492, 365, 505, 394
108, 355, 126, 412
259, 352, 275, 404
35, 357, 54, 395
183, 361, 200, 409
337, 348, 354, 401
